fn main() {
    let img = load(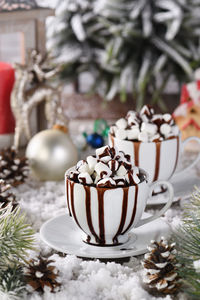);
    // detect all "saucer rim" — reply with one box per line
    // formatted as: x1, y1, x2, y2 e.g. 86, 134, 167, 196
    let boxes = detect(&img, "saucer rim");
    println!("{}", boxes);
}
40, 213, 170, 259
